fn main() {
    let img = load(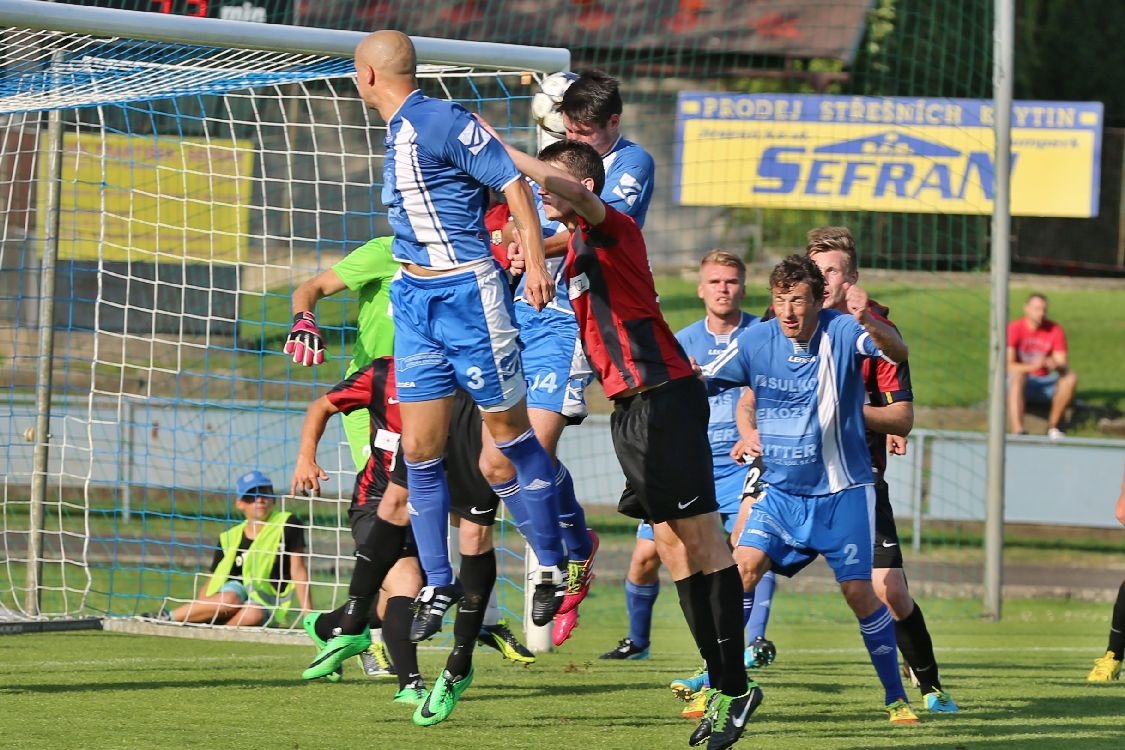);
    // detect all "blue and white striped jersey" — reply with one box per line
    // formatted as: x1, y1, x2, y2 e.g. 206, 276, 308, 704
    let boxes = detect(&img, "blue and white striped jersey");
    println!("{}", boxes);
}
676, 313, 758, 479
603, 136, 655, 228
383, 90, 522, 270
707, 308, 884, 496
